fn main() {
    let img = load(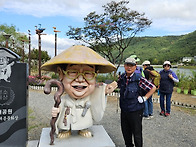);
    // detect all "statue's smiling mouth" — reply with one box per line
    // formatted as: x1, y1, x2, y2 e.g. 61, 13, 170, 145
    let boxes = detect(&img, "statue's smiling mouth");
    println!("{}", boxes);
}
72, 85, 87, 90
